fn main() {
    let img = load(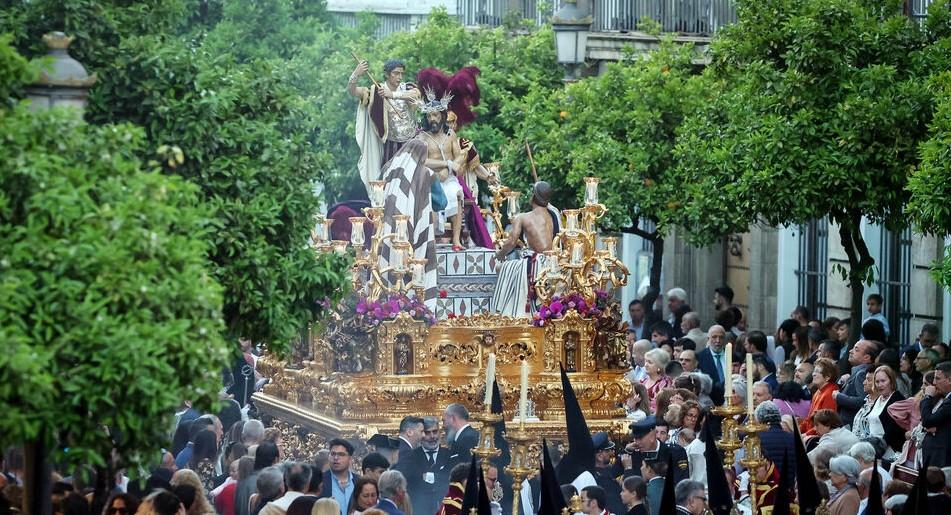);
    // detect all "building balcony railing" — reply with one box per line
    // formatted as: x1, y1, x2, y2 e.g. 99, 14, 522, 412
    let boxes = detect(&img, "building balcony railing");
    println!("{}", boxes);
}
457, 0, 738, 36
